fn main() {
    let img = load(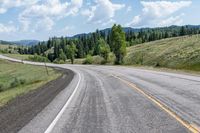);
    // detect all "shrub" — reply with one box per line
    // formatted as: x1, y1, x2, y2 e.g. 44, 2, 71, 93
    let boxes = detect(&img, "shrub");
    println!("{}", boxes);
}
10, 78, 26, 88
154, 62, 160, 67
0, 84, 4, 92
28, 54, 50, 62
10, 78, 20, 88
83, 54, 93, 64
19, 79, 26, 85
107, 52, 116, 64
93, 55, 104, 64
53, 58, 65, 64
